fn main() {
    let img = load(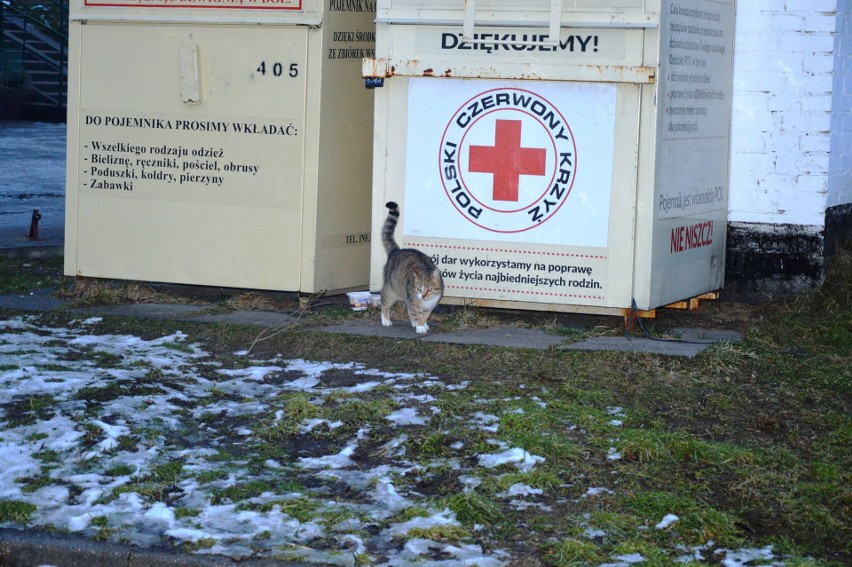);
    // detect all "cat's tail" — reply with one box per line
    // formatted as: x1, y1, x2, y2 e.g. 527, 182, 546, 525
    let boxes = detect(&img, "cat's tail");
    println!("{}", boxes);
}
382, 201, 400, 255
